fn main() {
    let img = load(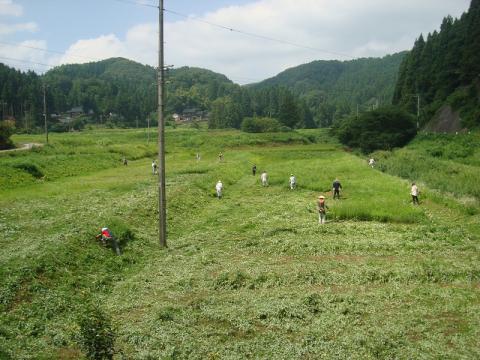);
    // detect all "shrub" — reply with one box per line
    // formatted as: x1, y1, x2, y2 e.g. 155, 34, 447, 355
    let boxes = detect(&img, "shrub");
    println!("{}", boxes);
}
0, 120, 15, 150
77, 305, 116, 360
334, 106, 416, 153
241, 117, 282, 133
104, 218, 134, 249
12, 162, 44, 178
